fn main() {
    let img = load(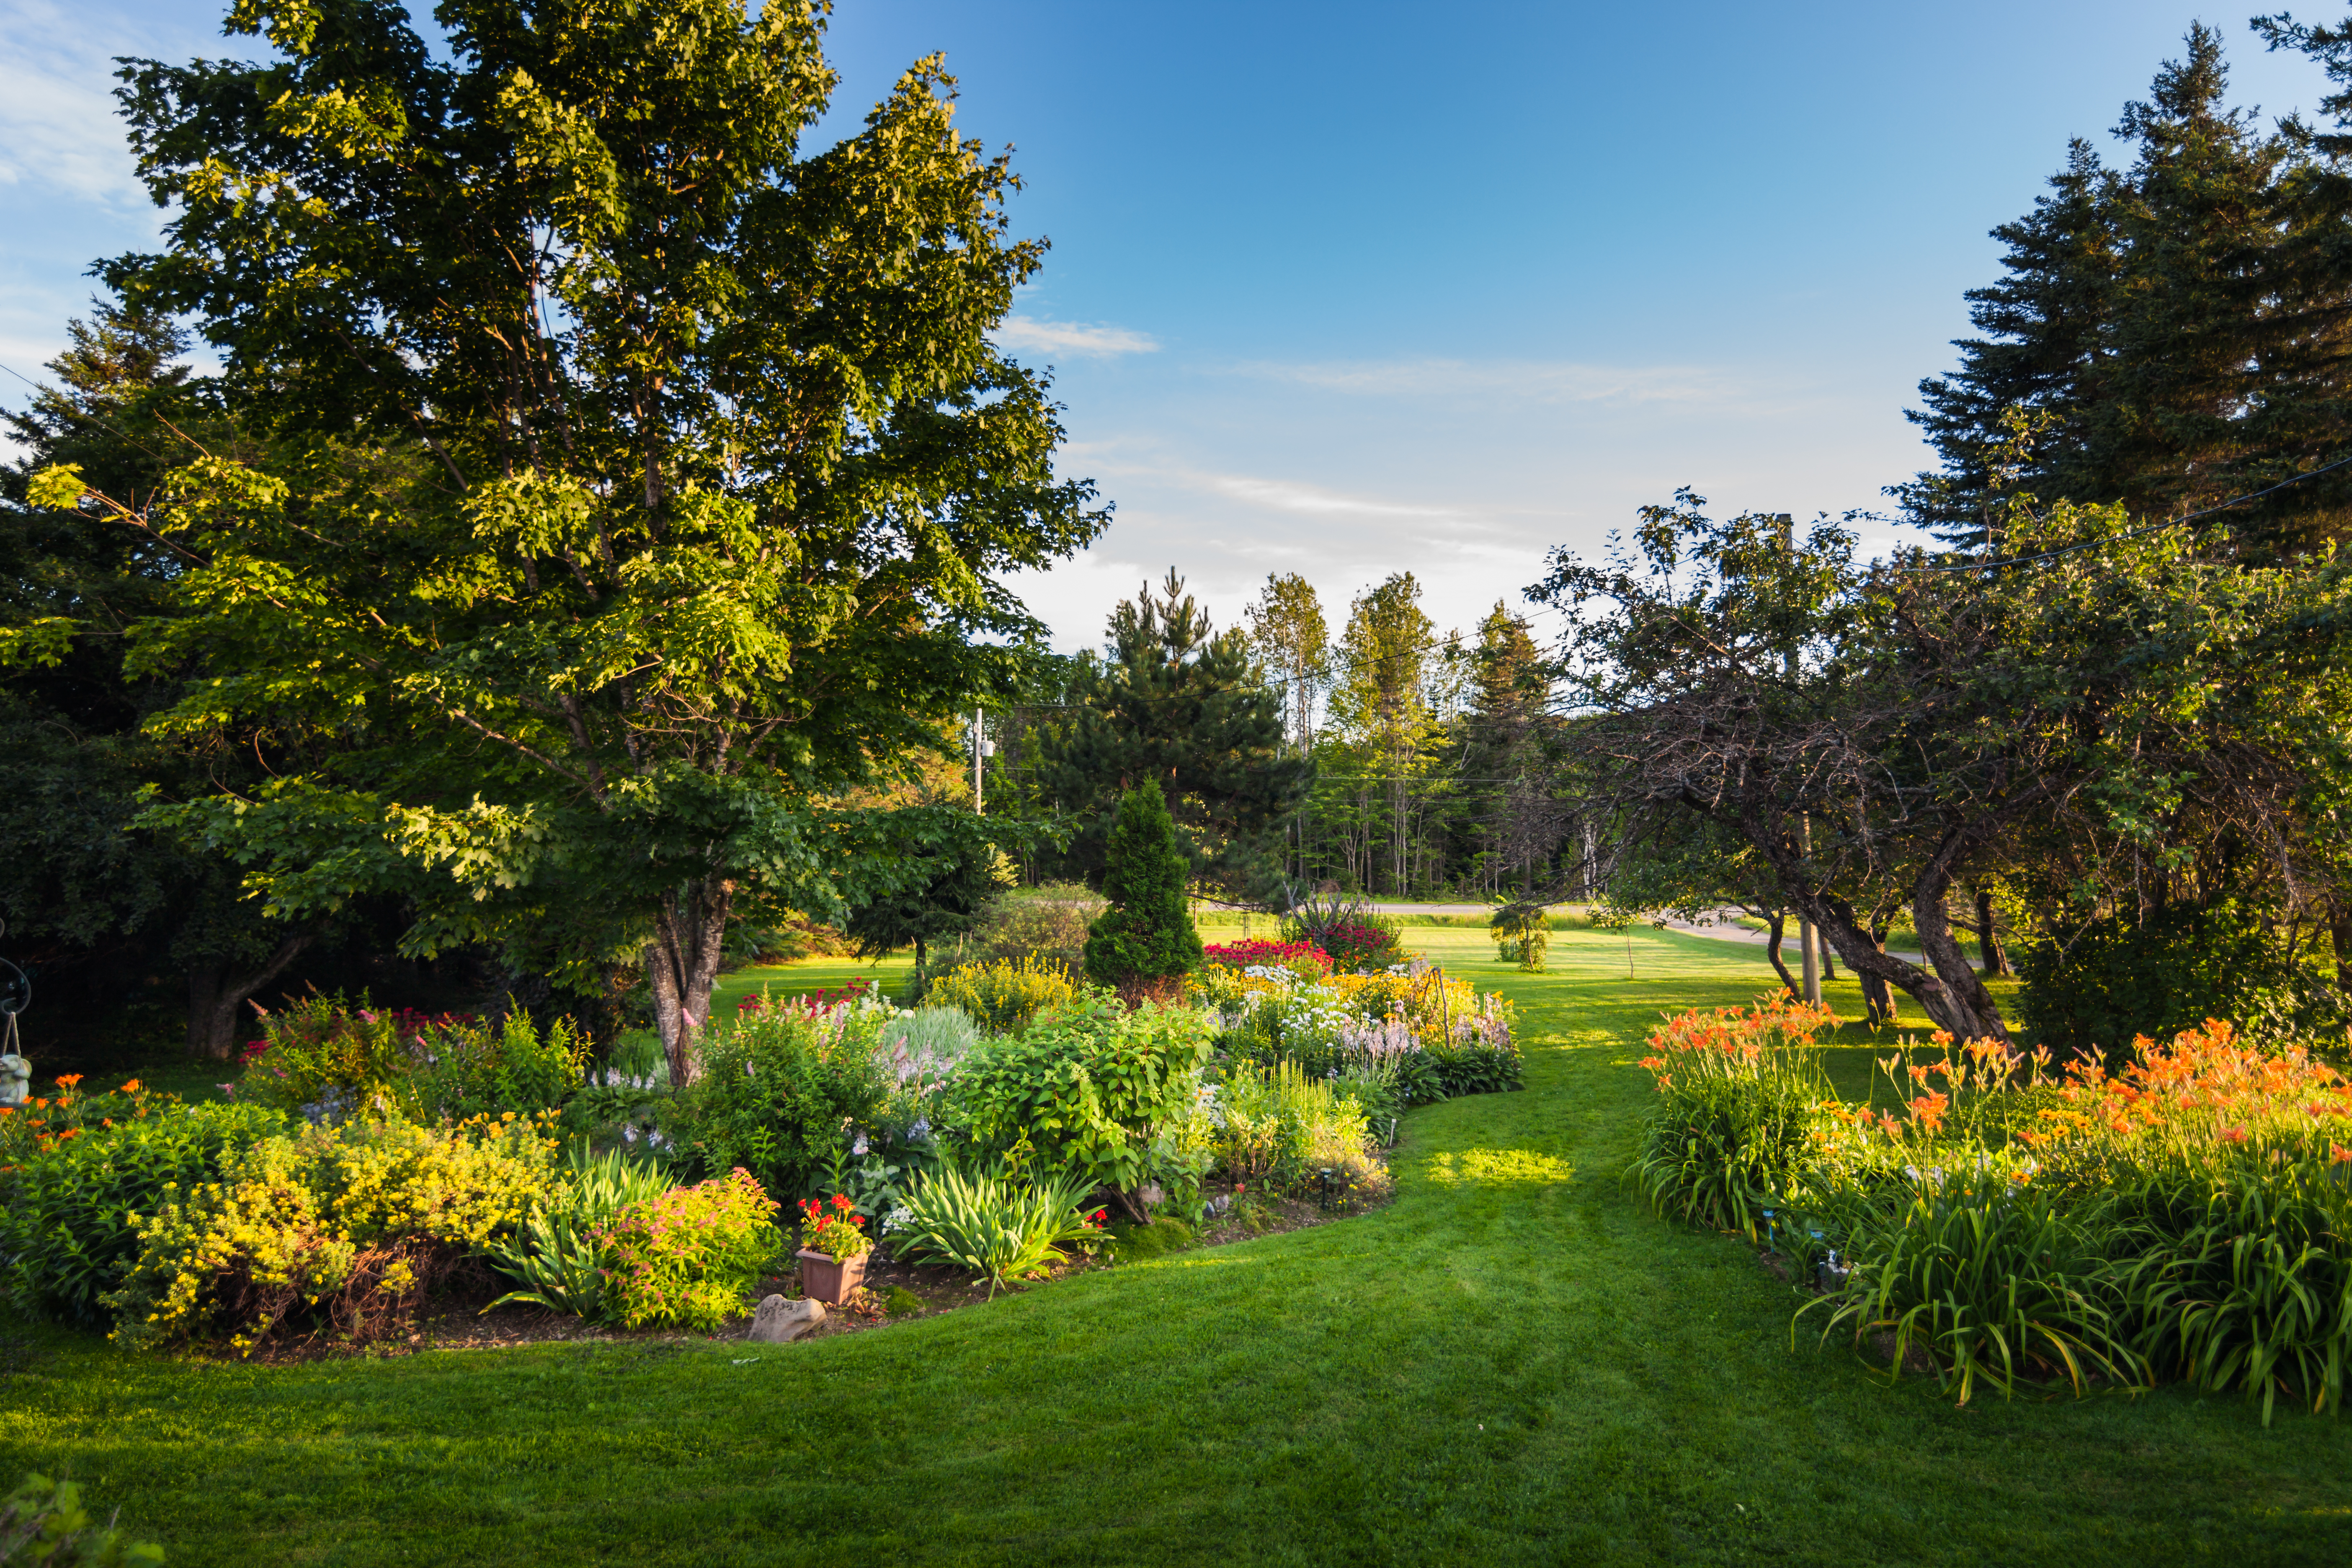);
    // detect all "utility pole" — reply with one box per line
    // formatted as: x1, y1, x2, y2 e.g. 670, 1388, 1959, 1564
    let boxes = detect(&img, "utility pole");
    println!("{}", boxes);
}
972, 709, 988, 815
